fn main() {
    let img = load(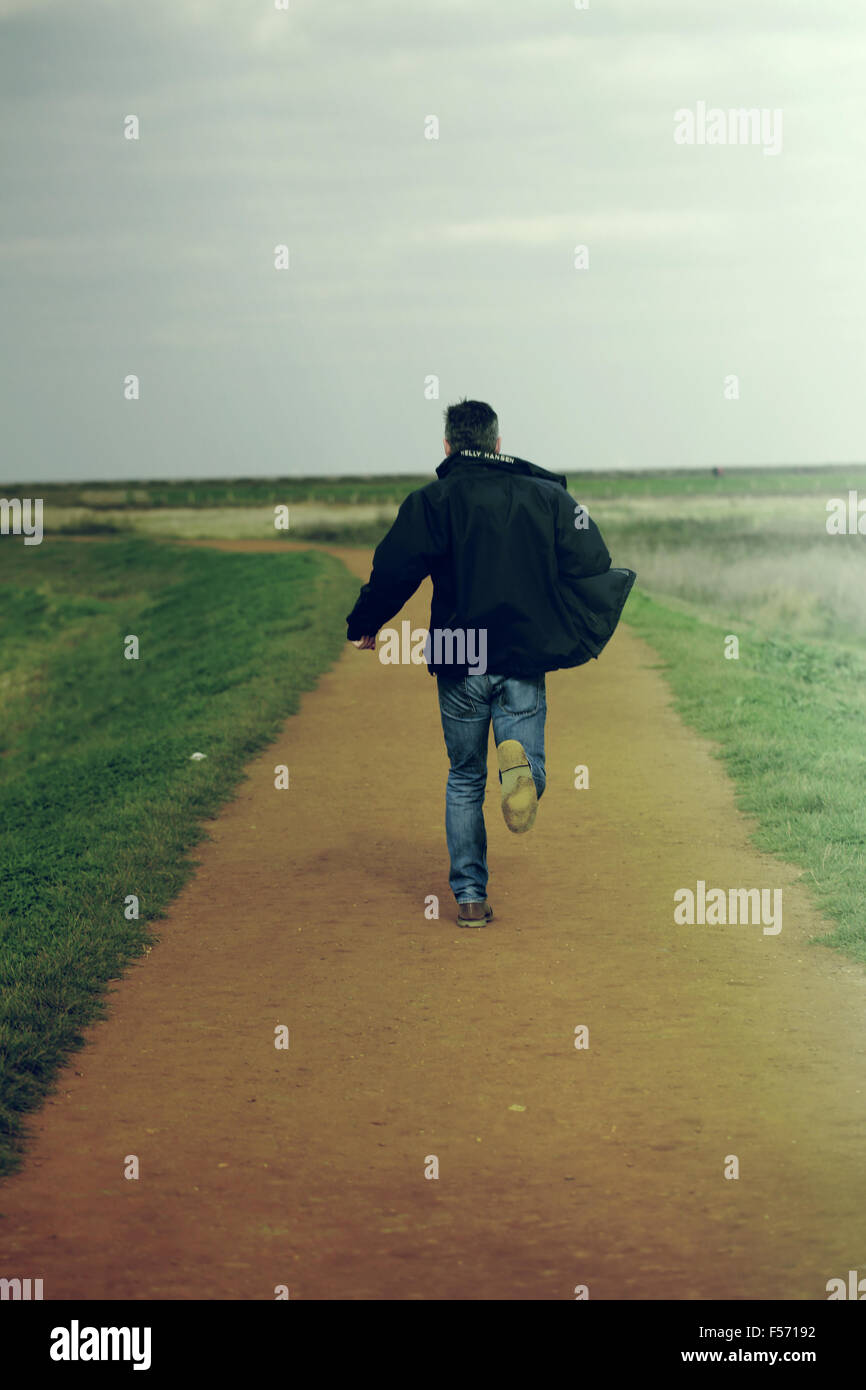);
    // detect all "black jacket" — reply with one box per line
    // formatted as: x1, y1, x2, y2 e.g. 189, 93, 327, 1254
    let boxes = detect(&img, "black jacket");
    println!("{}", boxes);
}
346, 448, 636, 678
